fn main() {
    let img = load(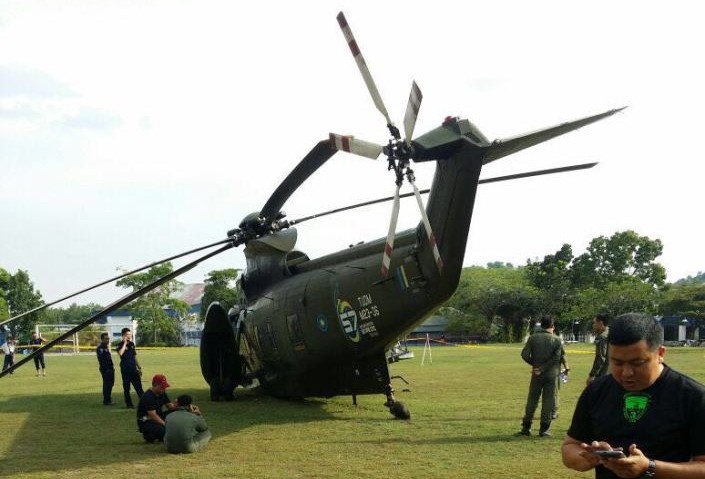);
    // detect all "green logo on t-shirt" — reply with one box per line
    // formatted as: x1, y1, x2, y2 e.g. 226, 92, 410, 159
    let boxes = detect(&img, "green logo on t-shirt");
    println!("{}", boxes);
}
623, 392, 651, 423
